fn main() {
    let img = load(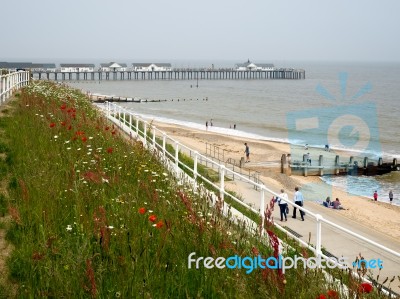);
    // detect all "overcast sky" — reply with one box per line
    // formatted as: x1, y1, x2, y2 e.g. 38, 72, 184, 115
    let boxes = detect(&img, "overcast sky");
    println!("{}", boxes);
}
1, 0, 399, 63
